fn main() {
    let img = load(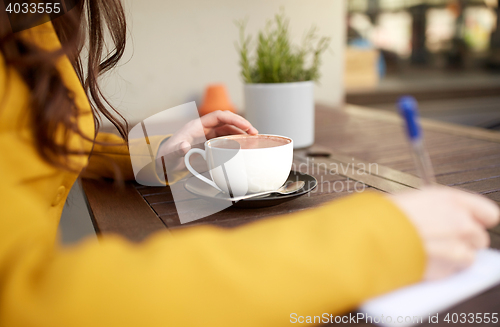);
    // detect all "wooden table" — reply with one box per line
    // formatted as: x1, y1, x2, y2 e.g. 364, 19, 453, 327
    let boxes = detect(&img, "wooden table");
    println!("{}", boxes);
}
82, 104, 500, 326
